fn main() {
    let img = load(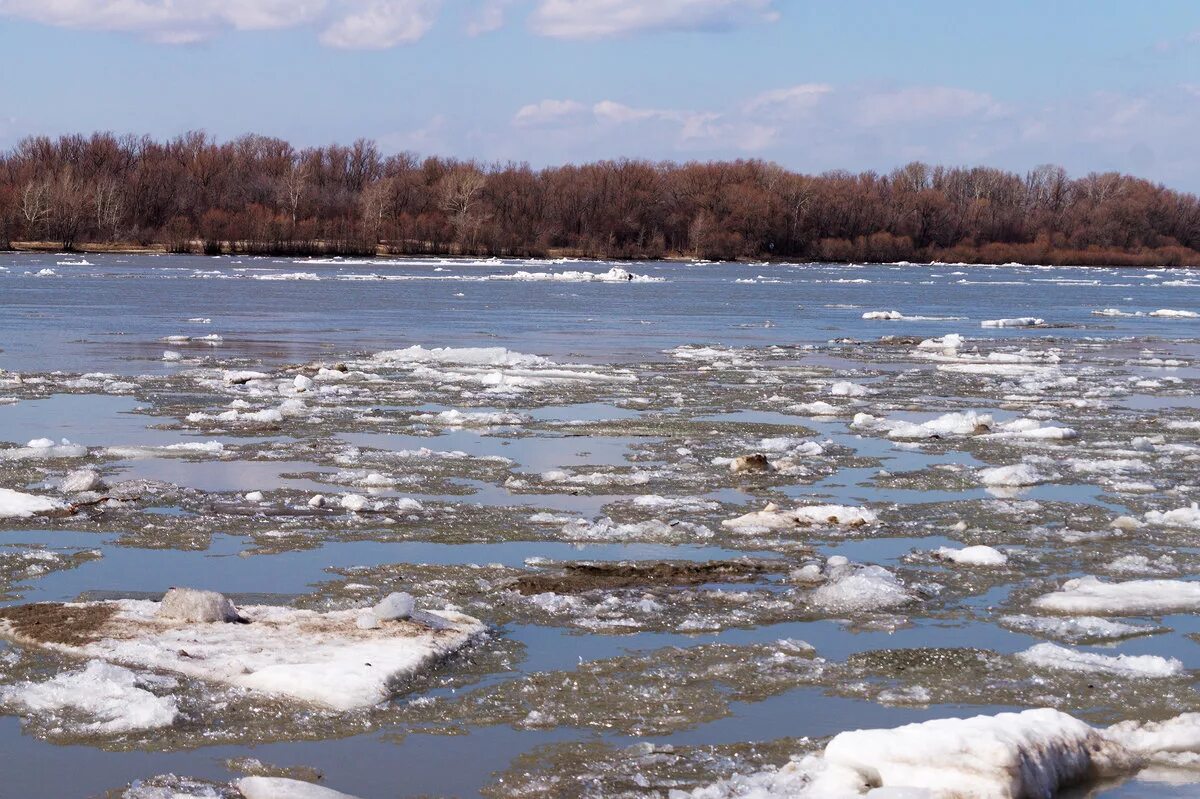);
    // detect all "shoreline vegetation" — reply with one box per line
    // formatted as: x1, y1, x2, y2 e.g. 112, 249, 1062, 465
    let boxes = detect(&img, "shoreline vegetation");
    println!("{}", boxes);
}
1, 132, 1199, 267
